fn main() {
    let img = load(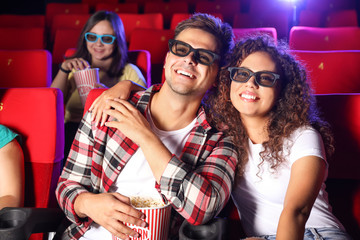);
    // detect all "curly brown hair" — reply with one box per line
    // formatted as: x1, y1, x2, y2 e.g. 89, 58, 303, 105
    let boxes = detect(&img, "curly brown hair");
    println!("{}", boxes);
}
204, 35, 334, 176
